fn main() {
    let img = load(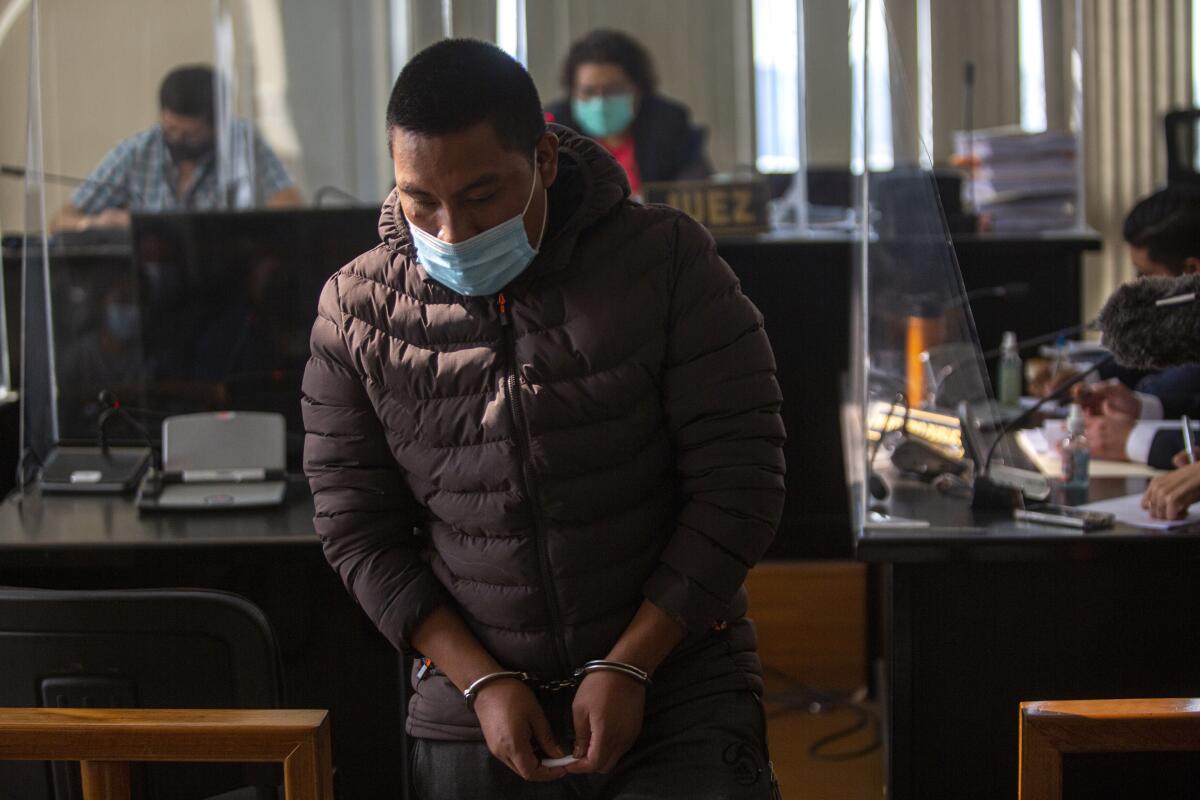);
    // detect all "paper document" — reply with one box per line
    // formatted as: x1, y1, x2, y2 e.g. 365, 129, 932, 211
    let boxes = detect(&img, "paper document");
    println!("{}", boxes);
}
1077, 493, 1200, 531
1015, 427, 1163, 479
